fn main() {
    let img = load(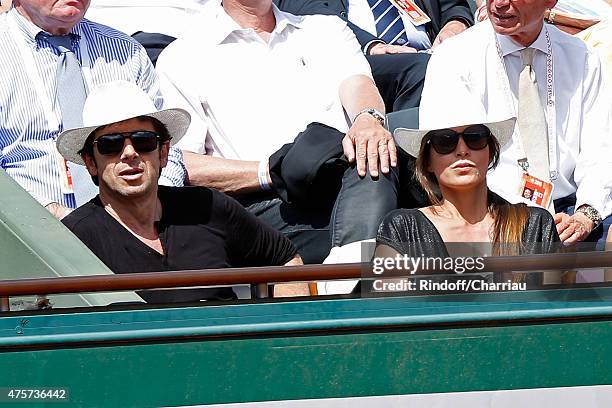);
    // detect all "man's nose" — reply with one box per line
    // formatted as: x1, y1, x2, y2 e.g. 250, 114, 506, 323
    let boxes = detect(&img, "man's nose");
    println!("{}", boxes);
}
120, 139, 139, 160
490, 0, 510, 8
